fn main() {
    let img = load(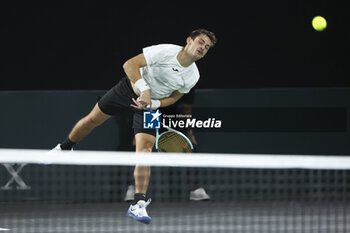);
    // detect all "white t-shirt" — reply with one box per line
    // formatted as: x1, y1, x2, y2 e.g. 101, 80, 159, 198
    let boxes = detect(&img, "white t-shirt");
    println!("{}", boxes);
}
141, 44, 199, 99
